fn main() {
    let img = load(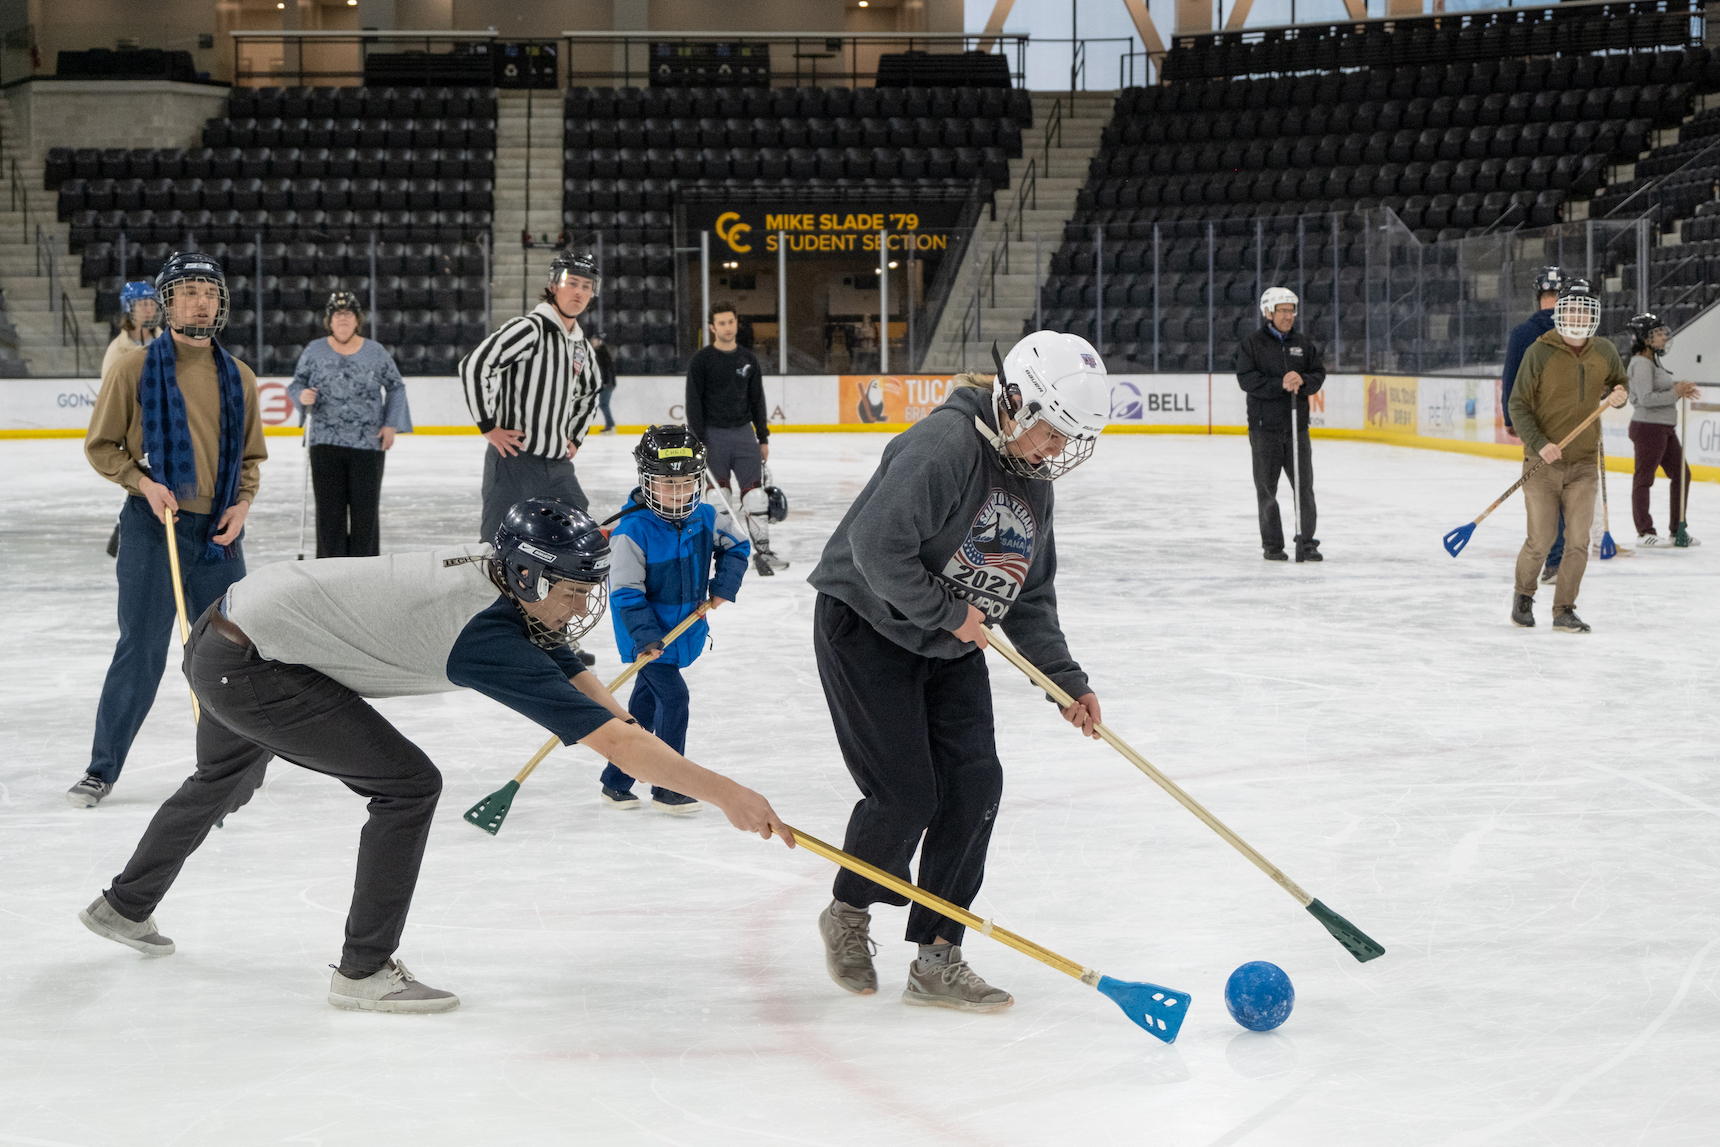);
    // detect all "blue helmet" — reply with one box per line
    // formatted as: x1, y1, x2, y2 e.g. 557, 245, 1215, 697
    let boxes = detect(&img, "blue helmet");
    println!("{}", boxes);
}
155, 251, 229, 339
1534, 266, 1565, 298
119, 281, 159, 315
492, 498, 611, 645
